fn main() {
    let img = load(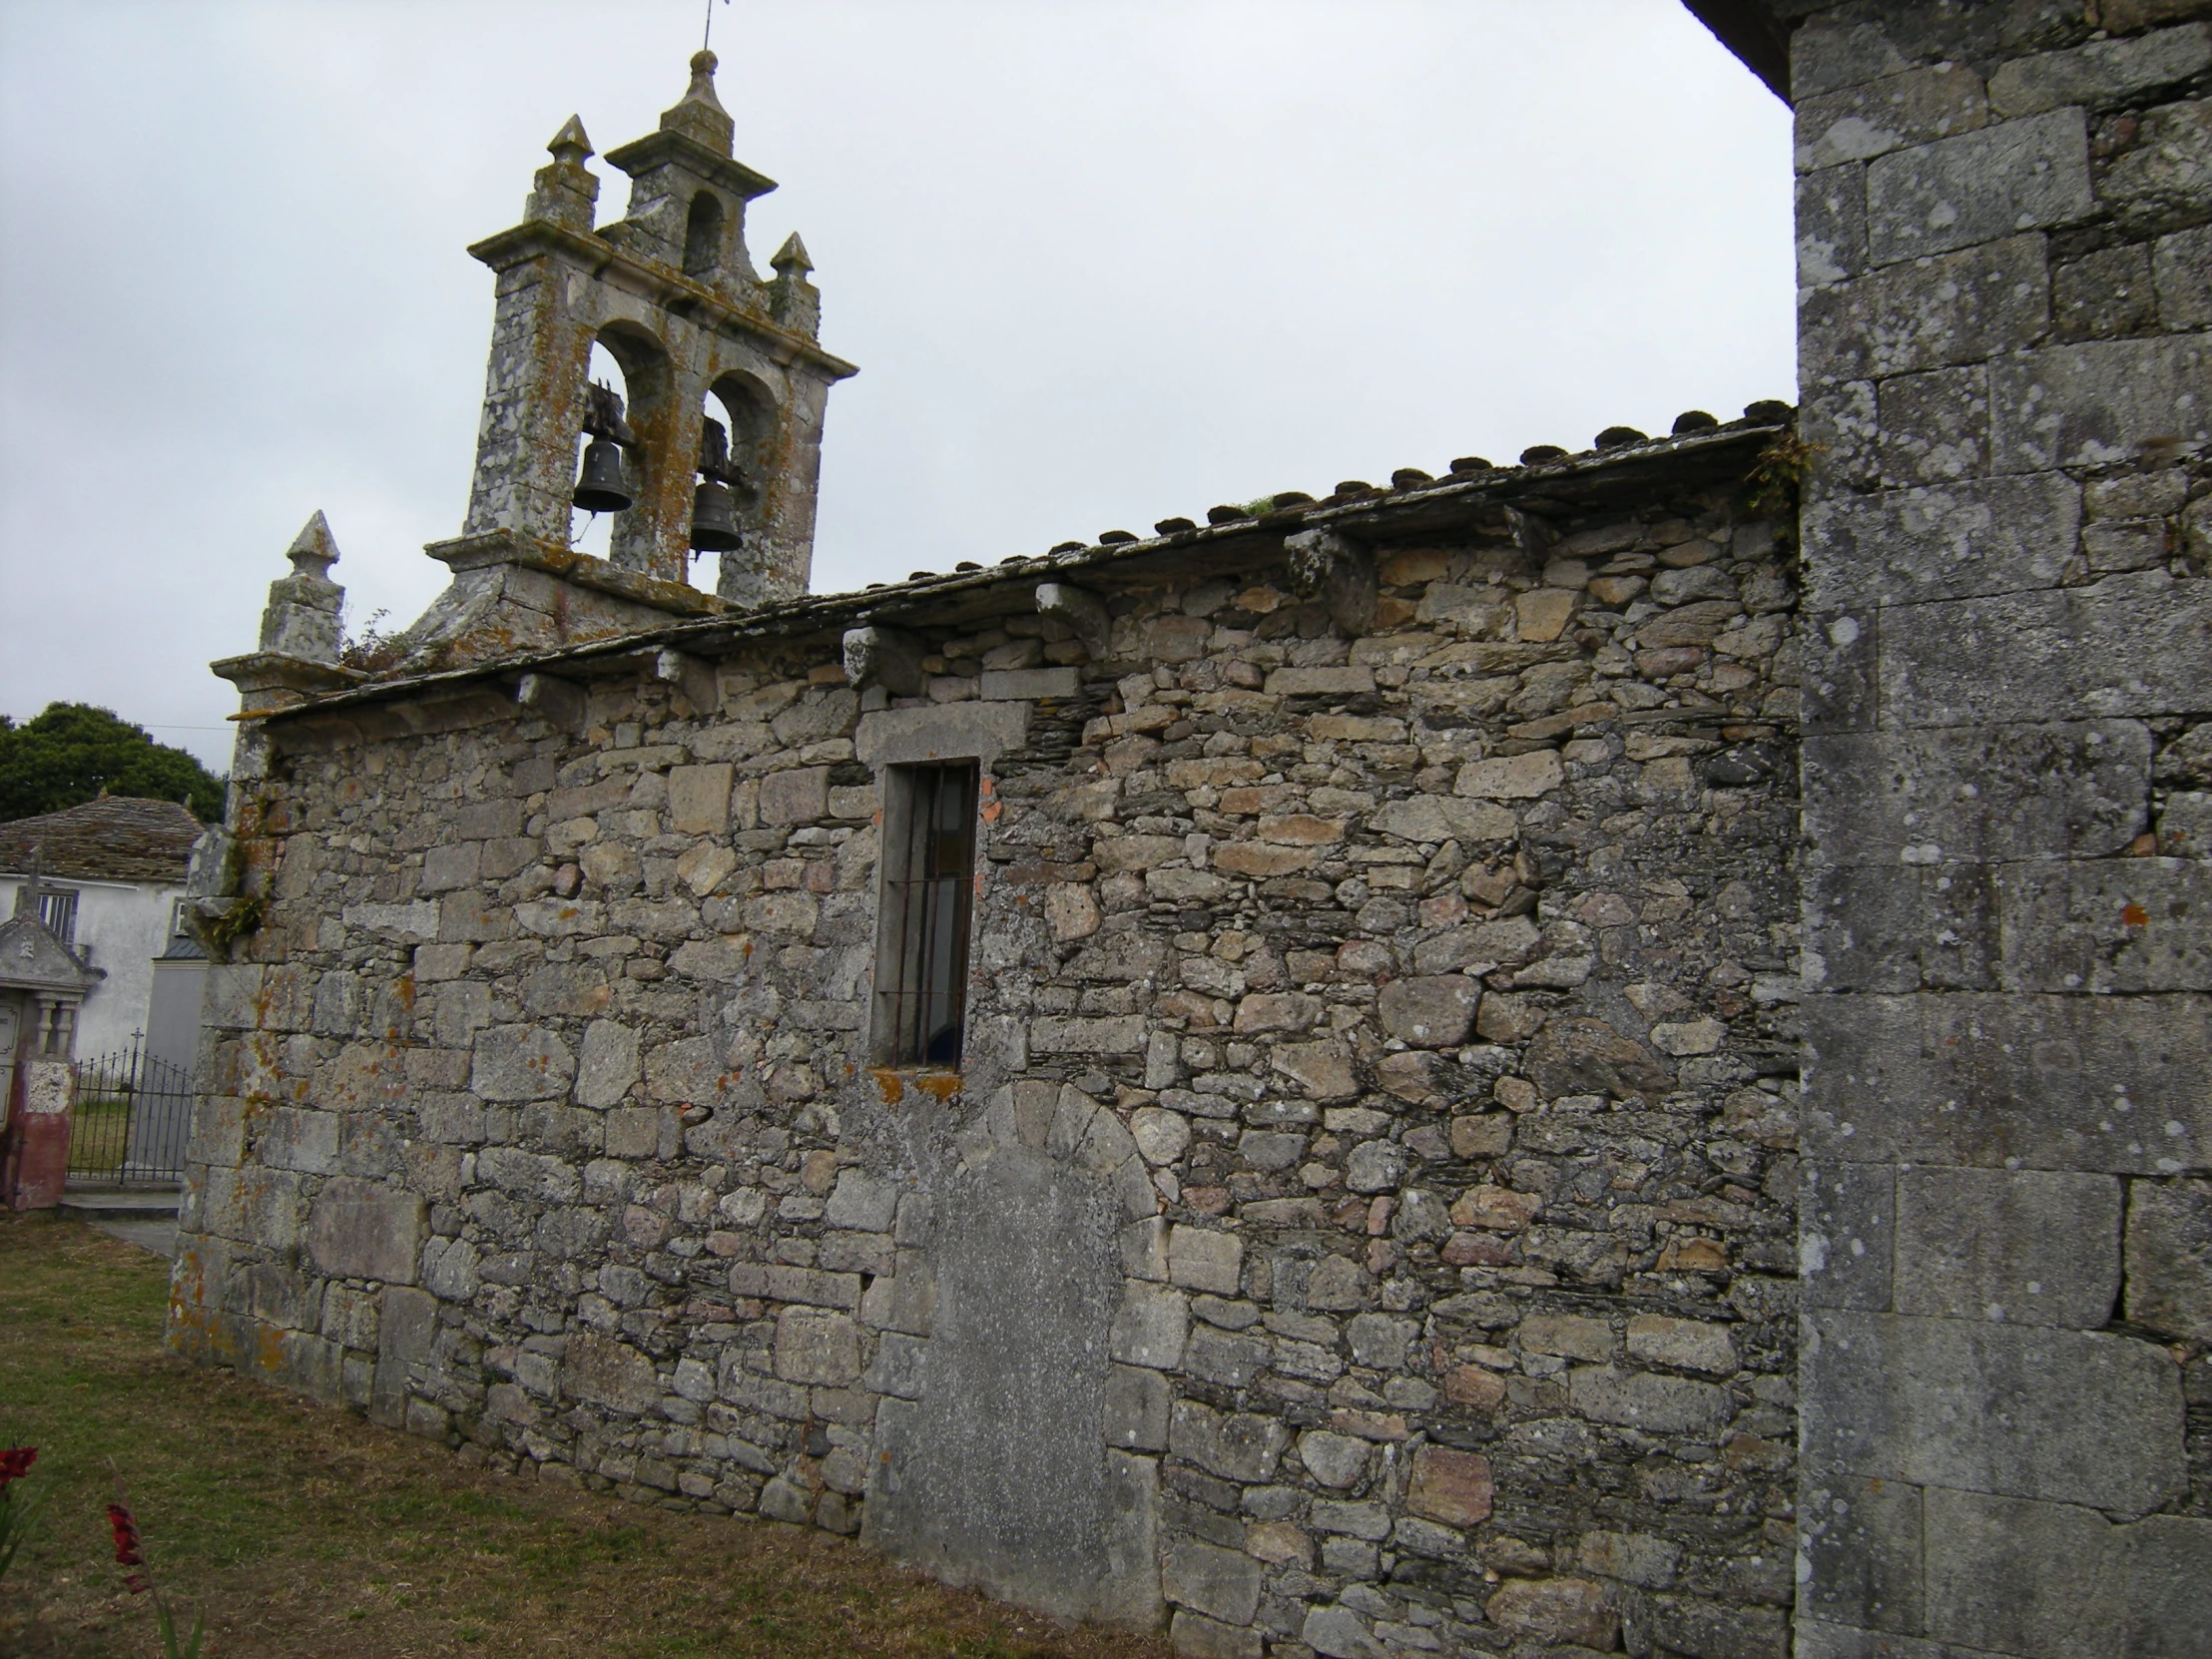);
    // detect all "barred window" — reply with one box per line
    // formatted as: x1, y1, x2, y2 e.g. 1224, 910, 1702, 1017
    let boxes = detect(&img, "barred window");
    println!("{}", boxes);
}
872, 763, 978, 1067
38, 887, 78, 943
